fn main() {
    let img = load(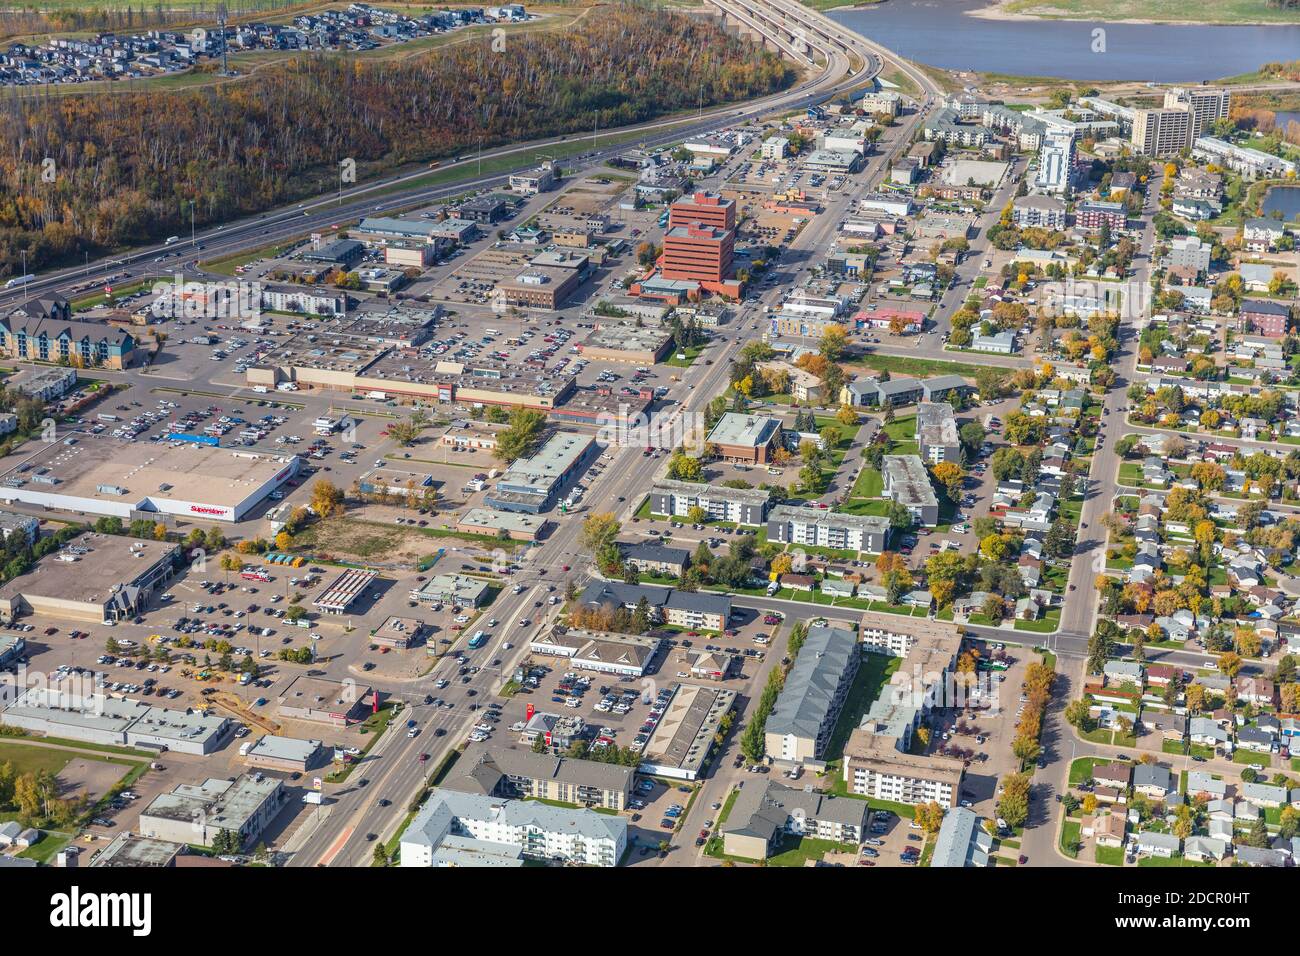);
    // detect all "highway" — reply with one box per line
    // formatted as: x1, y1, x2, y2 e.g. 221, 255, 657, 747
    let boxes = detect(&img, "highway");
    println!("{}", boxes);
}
0, 1, 879, 314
